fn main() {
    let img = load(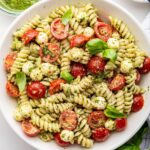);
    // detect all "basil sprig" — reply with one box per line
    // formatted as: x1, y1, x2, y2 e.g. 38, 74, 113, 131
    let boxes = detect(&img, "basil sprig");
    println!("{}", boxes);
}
104, 105, 126, 119
60, 71, 74, 83
15, 72, 27, 92
102, 49, 117, 62
62, 9, 73, 25
86, 38, 108, 55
